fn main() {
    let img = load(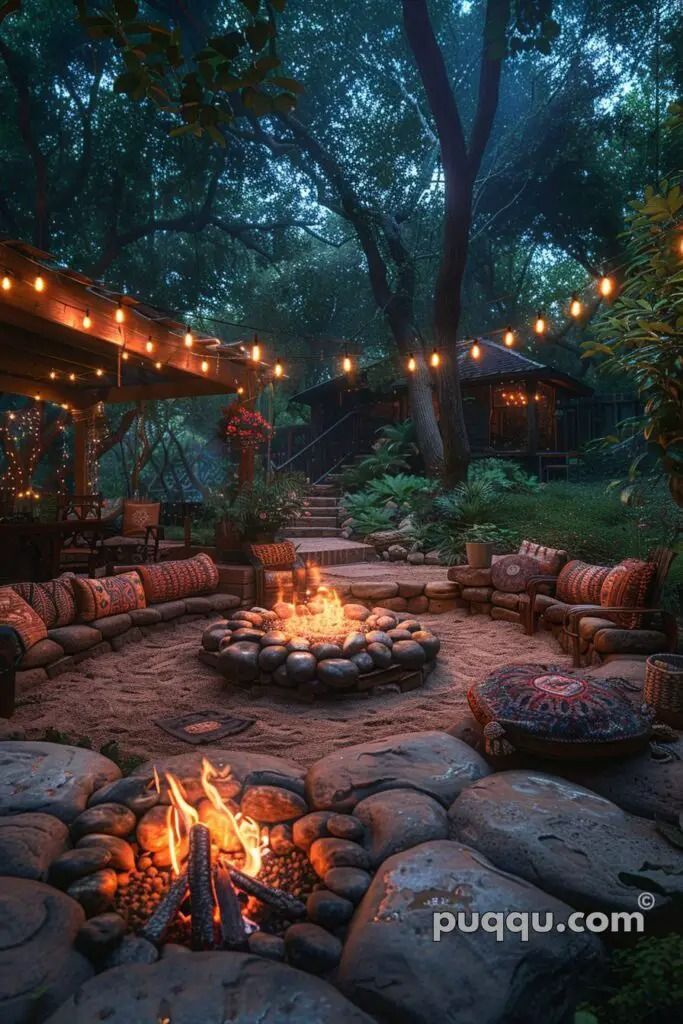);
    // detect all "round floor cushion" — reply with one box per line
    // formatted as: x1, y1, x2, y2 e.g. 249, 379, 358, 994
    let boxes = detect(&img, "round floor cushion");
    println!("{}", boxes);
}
491, 554, 544, 593
467, 664, 654, 759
